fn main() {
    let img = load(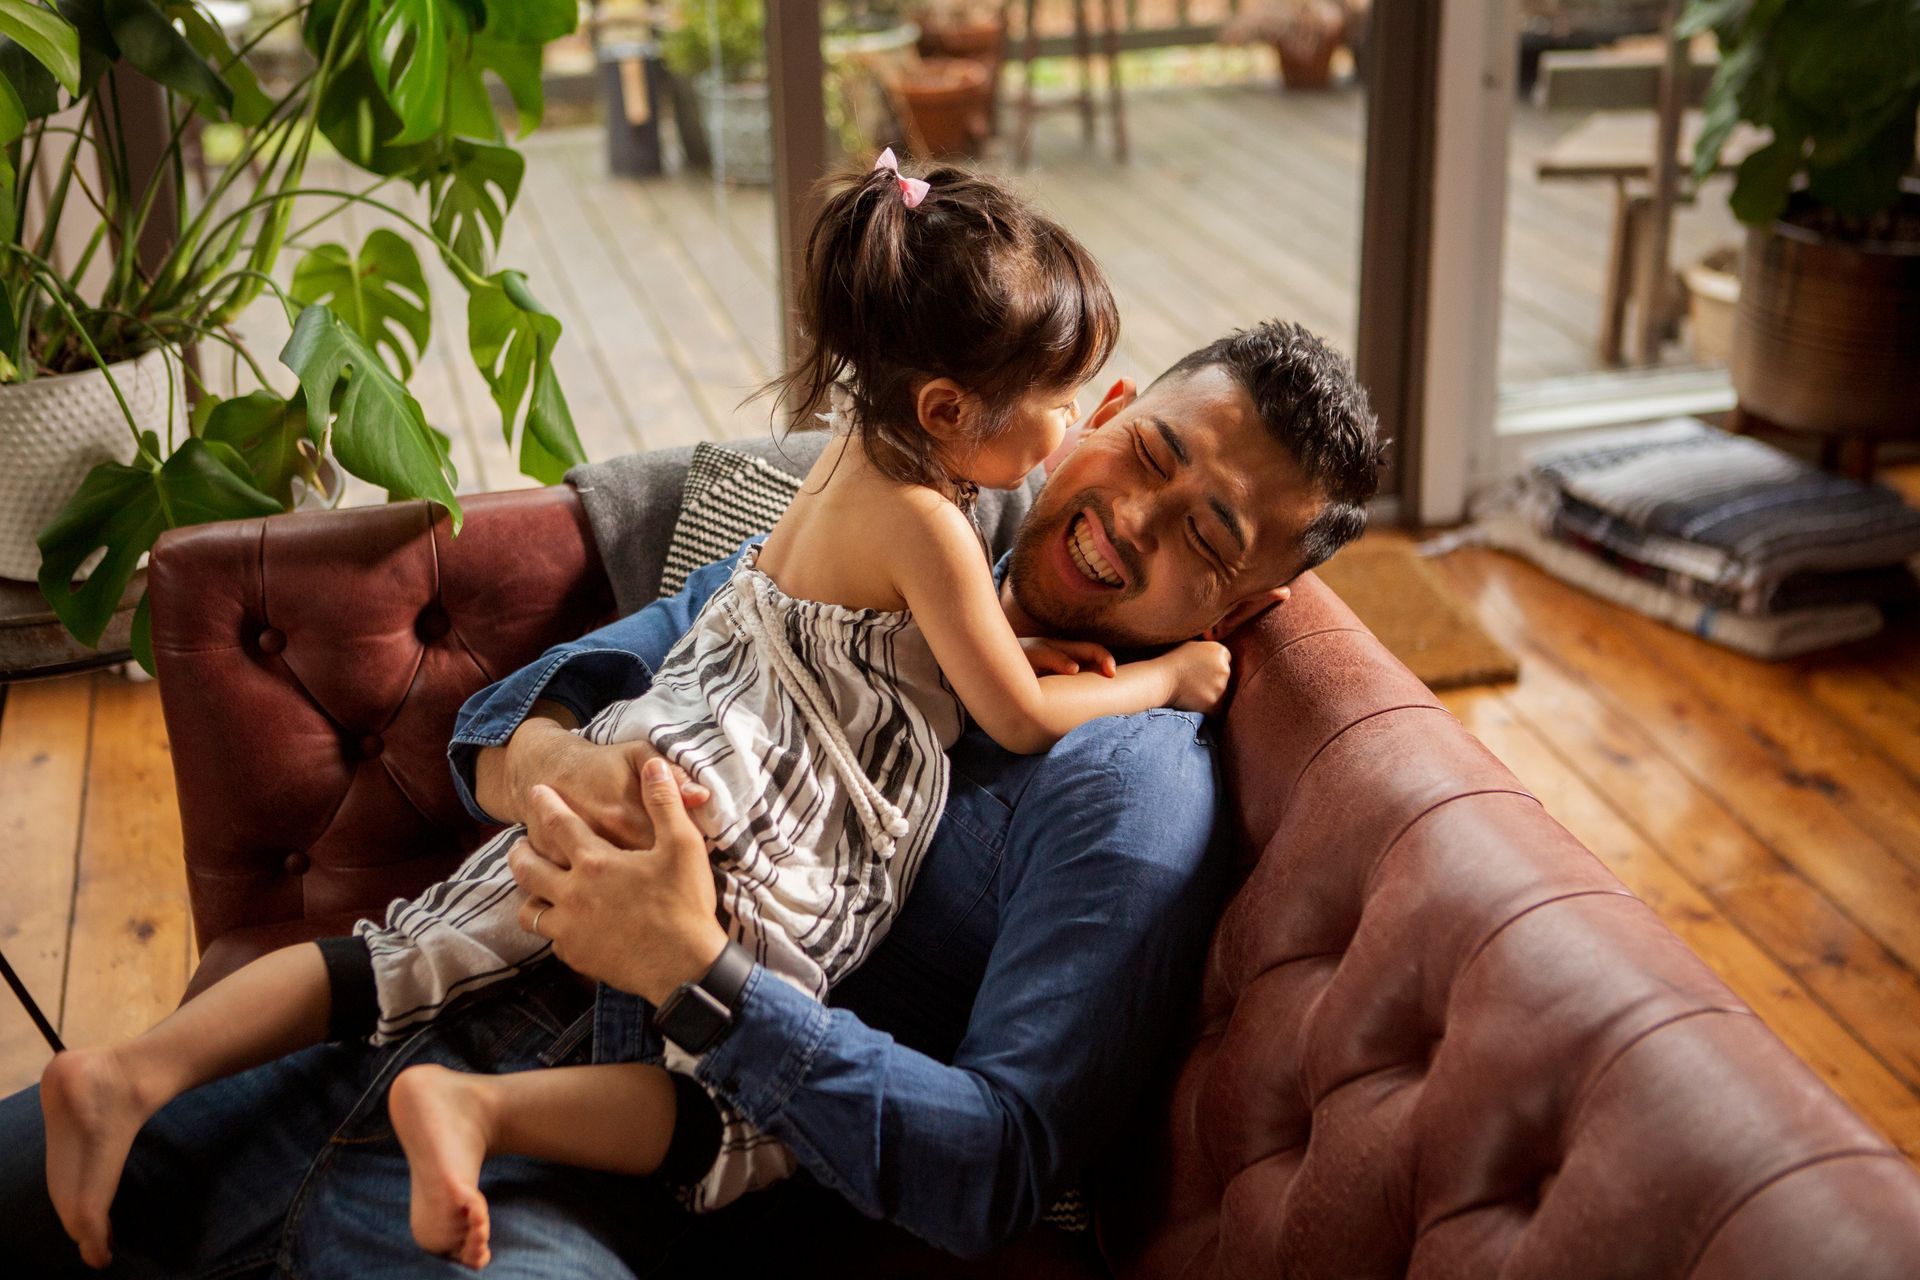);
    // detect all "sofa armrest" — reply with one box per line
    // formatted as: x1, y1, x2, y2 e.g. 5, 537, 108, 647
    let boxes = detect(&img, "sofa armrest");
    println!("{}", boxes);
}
148, 488, 615, 958
1099, 572, 1920, 1278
